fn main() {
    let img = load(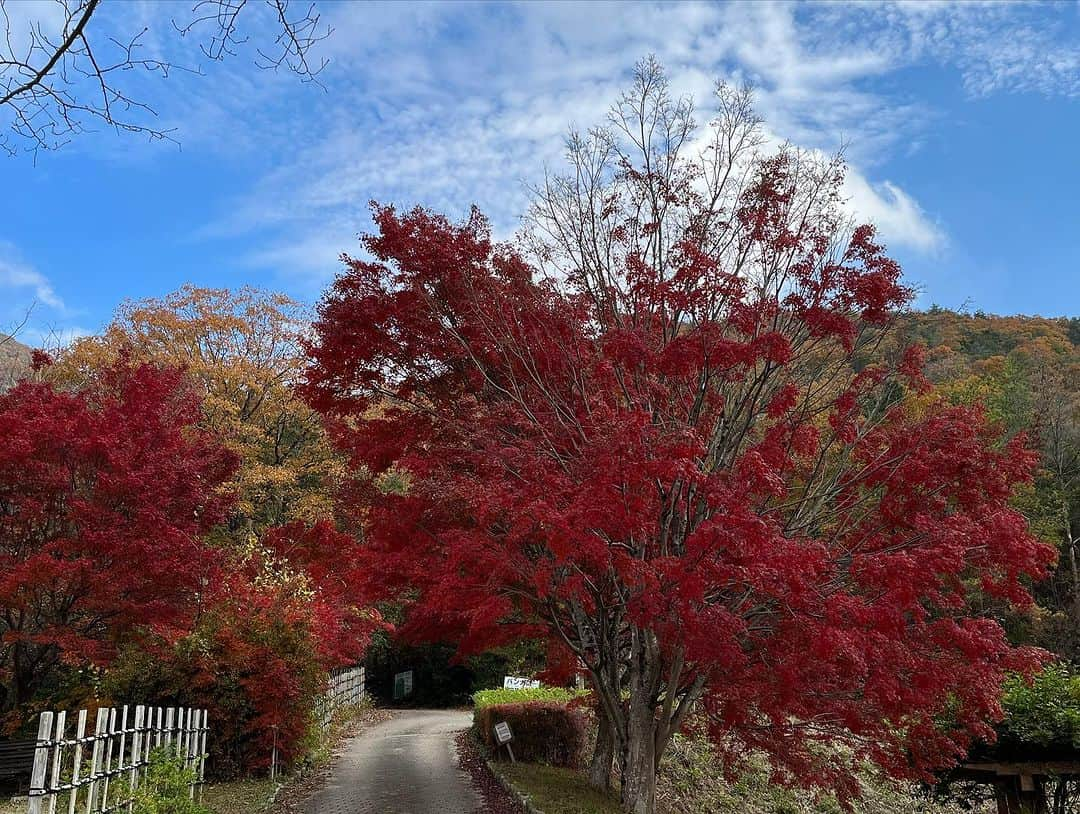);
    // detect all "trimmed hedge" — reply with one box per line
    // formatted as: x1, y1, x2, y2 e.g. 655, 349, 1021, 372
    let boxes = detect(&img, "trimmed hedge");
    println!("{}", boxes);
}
473, 686, 588, 709
474, 701, 588, 768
